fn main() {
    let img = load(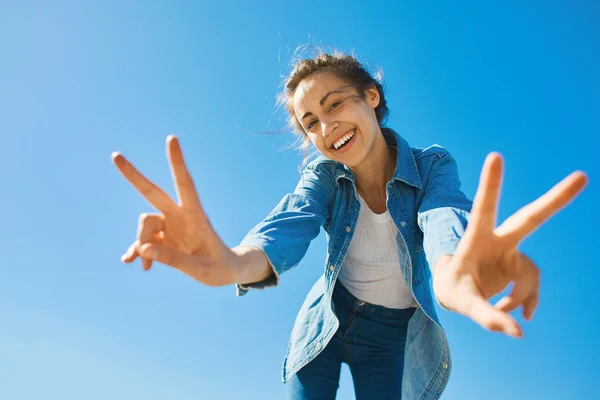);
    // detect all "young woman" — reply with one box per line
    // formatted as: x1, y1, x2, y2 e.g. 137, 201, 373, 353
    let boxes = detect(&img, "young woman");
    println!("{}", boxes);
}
112, 52, 587, 399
